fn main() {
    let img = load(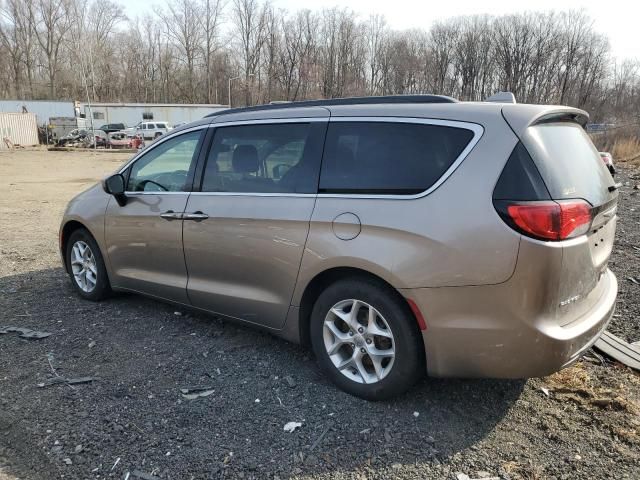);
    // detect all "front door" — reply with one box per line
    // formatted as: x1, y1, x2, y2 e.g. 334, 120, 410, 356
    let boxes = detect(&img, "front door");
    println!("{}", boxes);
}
182, 121, 326, 328
105, 129, 205, 303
